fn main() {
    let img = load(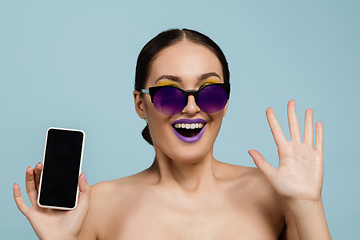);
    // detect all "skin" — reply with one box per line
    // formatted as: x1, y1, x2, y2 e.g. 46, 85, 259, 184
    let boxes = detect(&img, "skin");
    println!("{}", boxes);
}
13, 40, 331, 239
